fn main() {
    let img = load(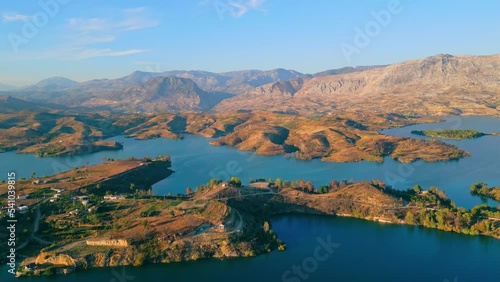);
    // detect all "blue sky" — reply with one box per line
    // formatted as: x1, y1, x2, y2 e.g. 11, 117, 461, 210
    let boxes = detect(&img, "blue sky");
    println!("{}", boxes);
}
1, 0, 499, 86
